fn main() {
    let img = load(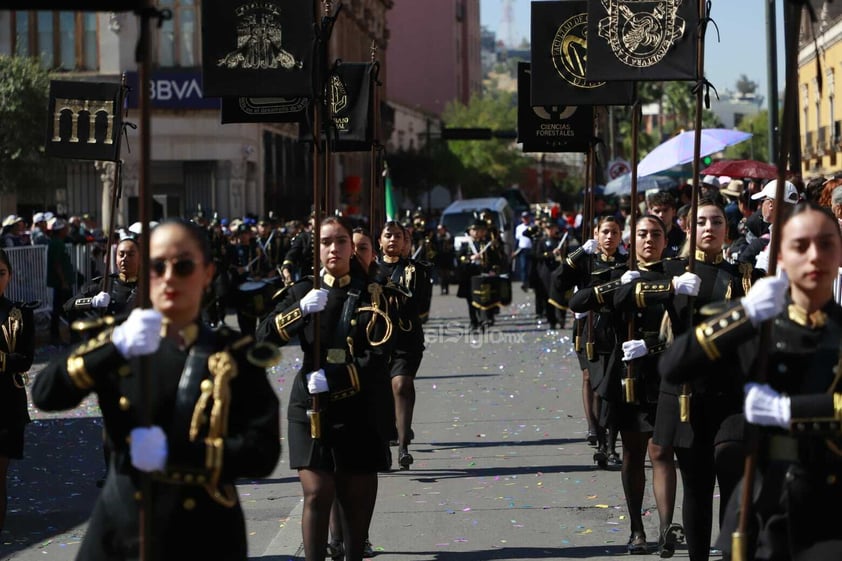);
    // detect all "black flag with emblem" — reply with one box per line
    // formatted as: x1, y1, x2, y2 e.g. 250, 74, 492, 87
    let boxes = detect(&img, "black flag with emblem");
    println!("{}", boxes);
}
585, 0, 699, 81
300, 62, 377, 152
518, 63, 592, 153
530, 0, 636, 107
45, 81, 123, 161
201, 0, 315, 98
221, 97, 310, 124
